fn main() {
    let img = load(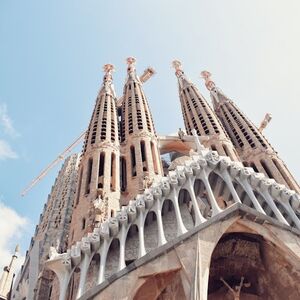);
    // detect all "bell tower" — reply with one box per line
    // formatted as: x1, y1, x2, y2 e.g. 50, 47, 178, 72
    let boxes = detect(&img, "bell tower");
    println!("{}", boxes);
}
202, 71, 300, 193
70, 64, 121, 244
172, 60, 239, 161
119, 57, 162, 204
